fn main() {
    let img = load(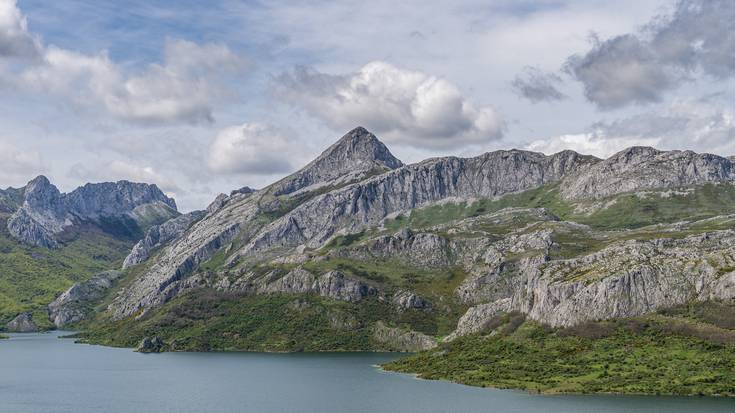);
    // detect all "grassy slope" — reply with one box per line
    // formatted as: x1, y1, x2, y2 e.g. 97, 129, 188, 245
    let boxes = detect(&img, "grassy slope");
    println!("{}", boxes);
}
77, 289, 437, 352
384, 304, 735, 396
0, 220, 131, 328
378, 183, 735, 232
